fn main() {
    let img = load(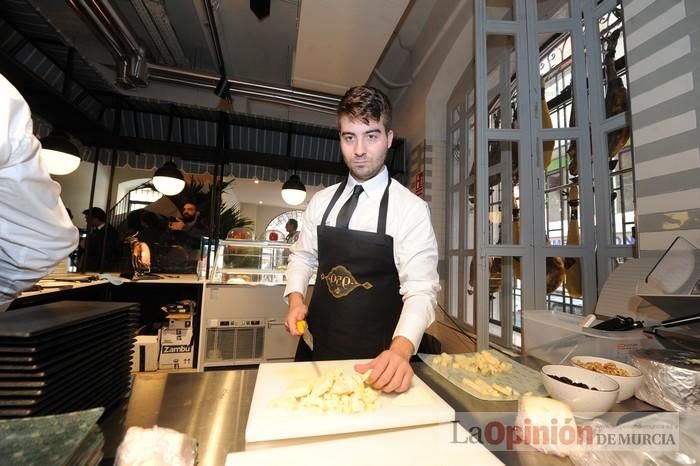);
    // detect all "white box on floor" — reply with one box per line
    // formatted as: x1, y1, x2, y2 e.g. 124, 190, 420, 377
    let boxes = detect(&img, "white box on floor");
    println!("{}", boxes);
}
159, 343, 194, 369
132, 335, 159, 372
161, 327, 193, 345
